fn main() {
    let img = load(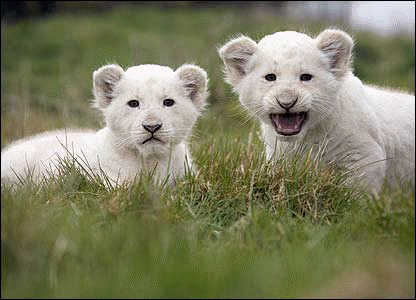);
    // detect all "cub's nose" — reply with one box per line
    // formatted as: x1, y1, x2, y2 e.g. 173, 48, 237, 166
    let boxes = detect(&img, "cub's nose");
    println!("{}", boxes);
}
277, 98, 298, 110
143, 124, 162, 133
